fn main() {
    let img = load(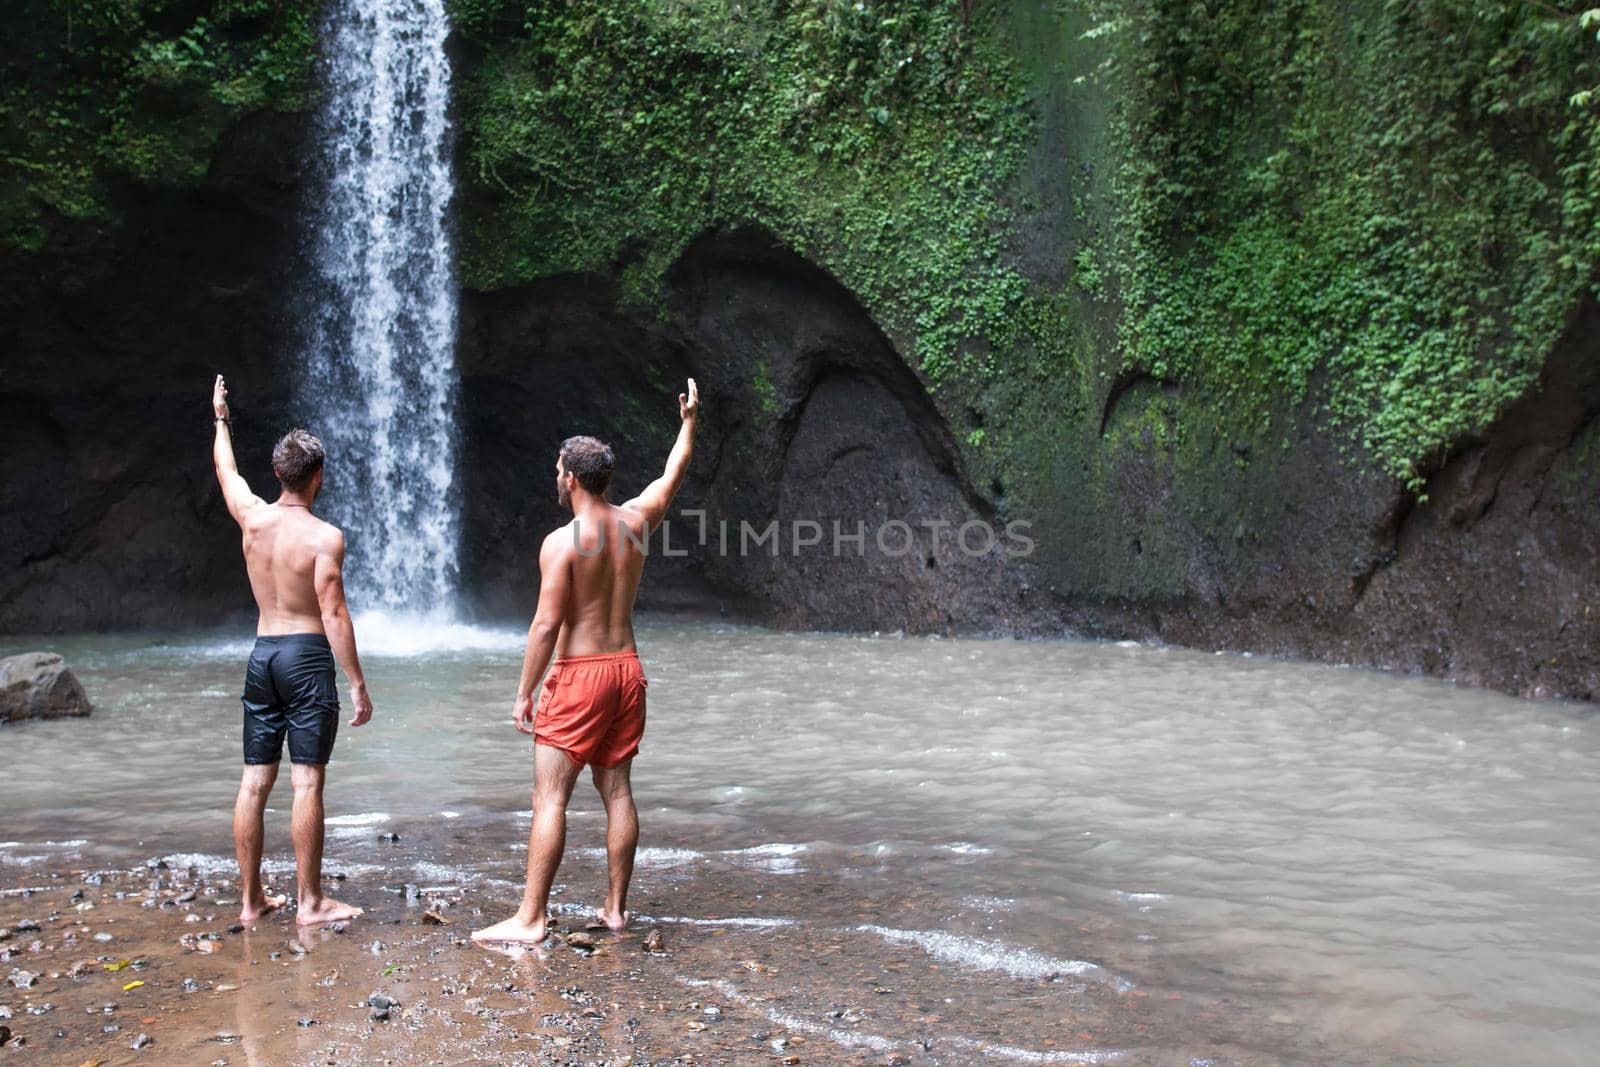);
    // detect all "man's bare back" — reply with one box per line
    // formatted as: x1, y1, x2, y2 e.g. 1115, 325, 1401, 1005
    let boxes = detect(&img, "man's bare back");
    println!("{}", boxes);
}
547, 499, 650, 658
239, 503, 343, 637
474, 378, 698, 946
